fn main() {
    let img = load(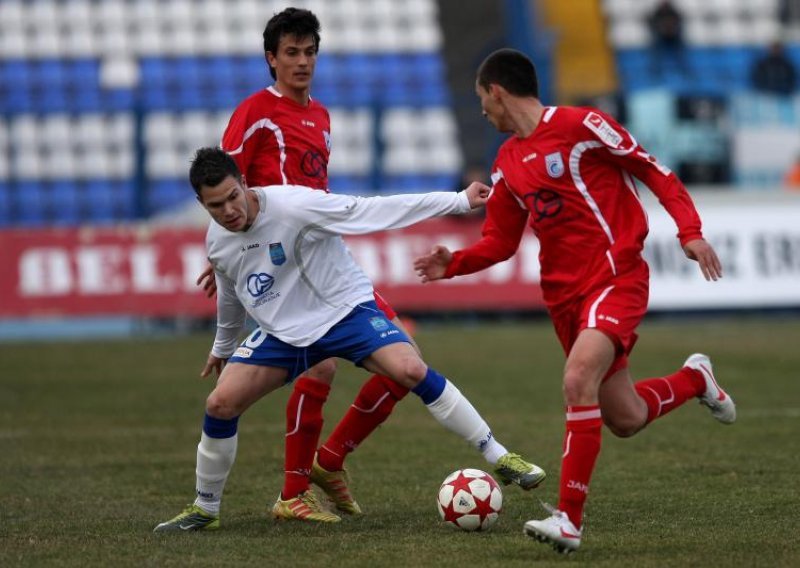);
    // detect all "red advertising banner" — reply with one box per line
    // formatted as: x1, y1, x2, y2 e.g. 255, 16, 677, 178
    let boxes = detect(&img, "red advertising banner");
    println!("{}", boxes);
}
0, 218, 545, 318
